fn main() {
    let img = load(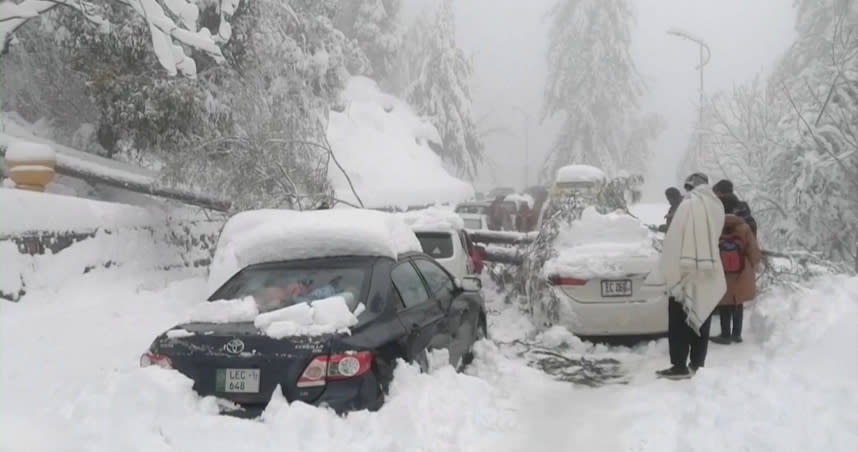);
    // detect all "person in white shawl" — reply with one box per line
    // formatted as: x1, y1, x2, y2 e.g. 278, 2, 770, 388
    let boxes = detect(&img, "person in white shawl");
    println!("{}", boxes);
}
644, 172, 727, 379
